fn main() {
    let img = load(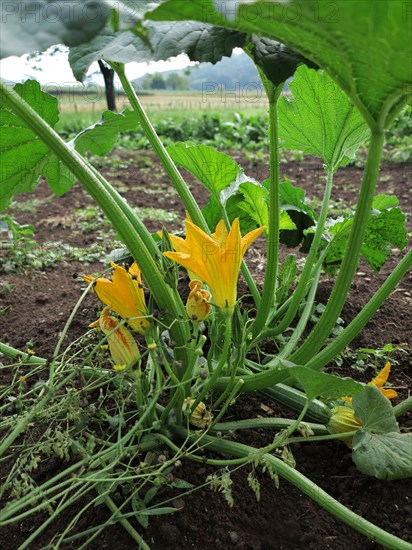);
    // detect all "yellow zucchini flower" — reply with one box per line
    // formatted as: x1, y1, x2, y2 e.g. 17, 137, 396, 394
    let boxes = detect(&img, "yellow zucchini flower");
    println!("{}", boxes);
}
165, 218, 265, 317
93, 306, 140, 371
186, 280, 211, 322
327, 405, 362, 447
343, 362, 398, 404
85, 261, 150, 334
